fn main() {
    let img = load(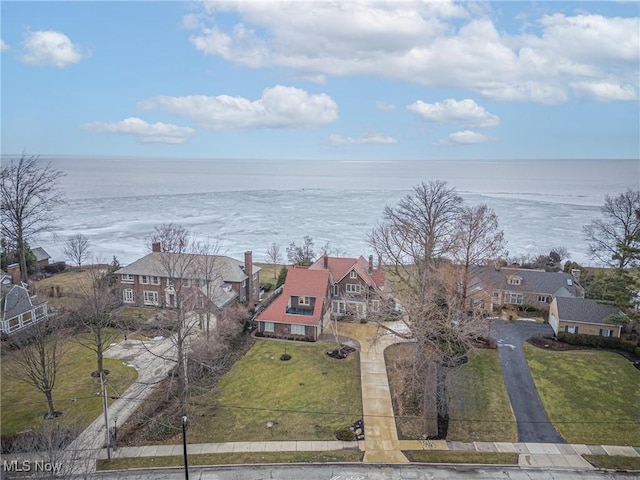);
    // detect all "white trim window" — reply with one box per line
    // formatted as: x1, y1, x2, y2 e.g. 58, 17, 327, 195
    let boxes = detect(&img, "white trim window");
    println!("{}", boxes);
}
565, 325, 578, 334
143, 290, 159, 306
332, 284, 339, 295
150, 276, 160, 285
599, 328, 613, 337
350, 270, 357, 279
345, 284, 361, 294
291, 324, 306, 335
140, 275, 149, 284
264, 321, 275, 332
537, 295, 551, 303
372, 300, 380, 313
507, 276, 522, 286
298, 295, 310, 306
121, 274, 134, 284
123, 289, 135, 304
167, 278, 174, 288
509, 293, 523, 305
